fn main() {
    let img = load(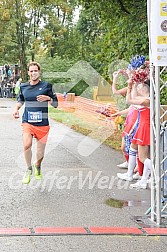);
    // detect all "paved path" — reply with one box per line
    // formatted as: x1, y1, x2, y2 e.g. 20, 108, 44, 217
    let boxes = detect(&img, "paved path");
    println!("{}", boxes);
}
0, 98, 167, 252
